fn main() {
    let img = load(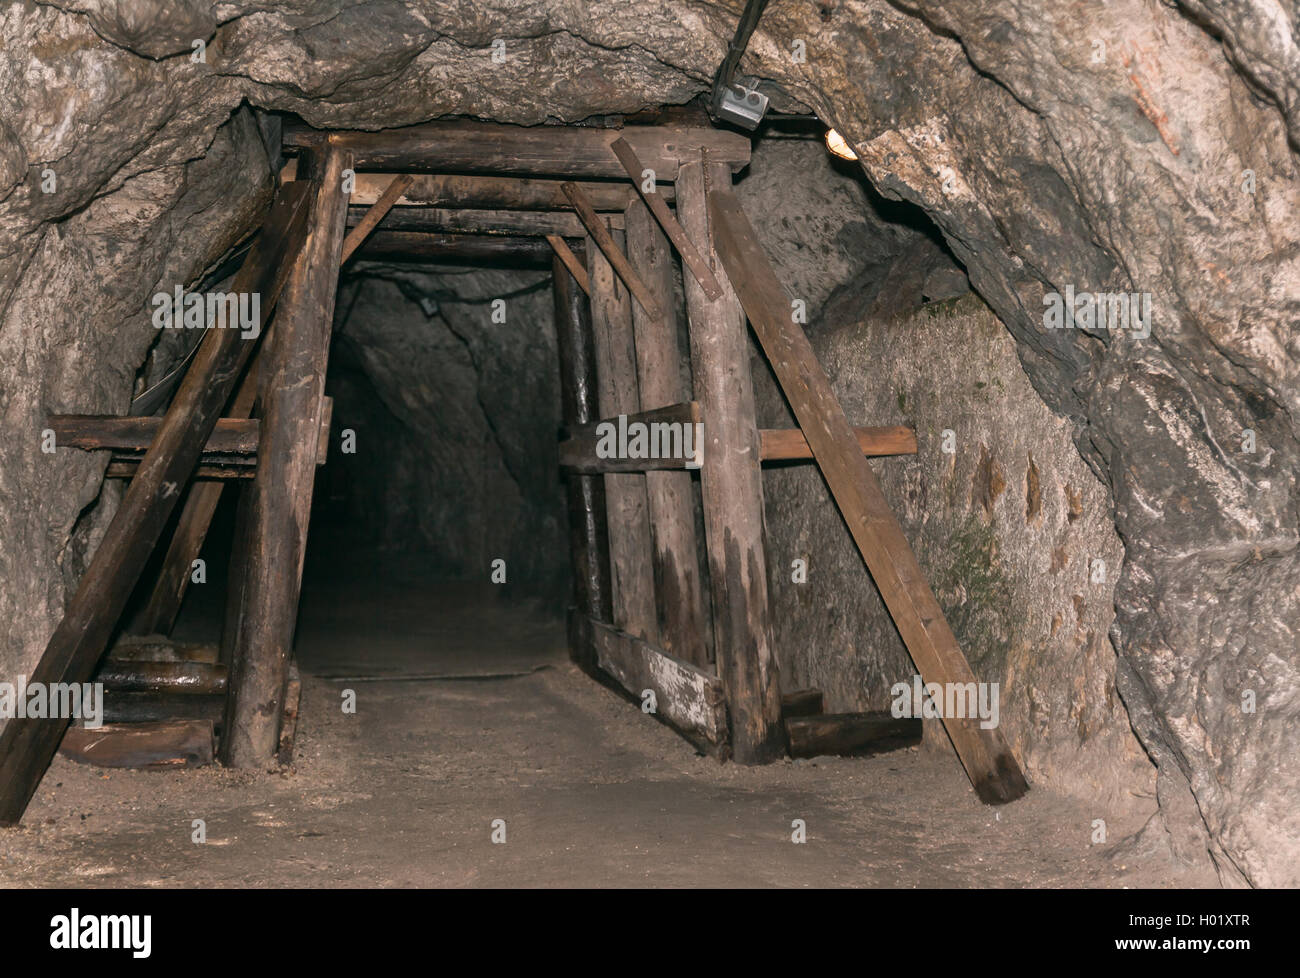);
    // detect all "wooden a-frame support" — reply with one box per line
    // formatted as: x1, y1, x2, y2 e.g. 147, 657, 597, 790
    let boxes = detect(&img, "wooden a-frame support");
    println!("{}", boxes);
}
0, 117, 1023, 823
